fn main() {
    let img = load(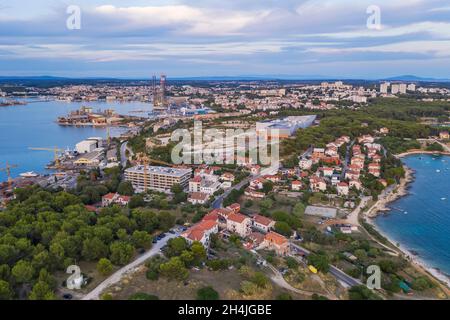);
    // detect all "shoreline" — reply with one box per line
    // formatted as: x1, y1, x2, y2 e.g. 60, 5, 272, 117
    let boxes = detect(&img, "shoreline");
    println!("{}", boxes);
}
396, 149, 450, 158
362, 152, 450, 292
